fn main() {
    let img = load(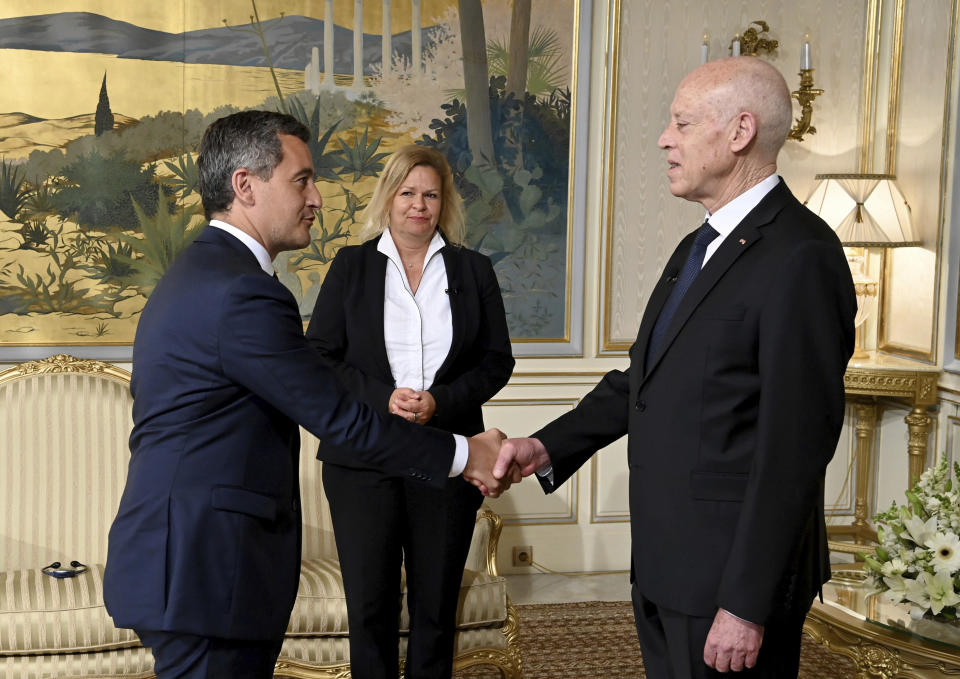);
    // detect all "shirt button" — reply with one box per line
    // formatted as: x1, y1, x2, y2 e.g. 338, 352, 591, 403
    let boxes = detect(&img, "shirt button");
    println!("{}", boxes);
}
635, 400, 646, 412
